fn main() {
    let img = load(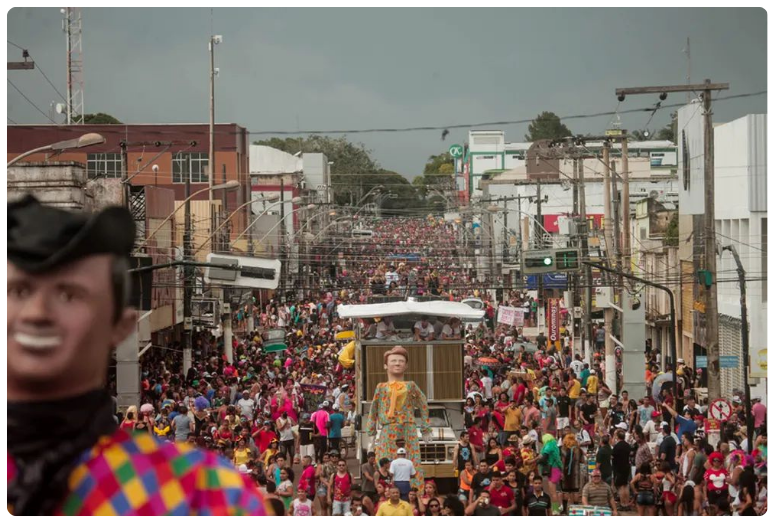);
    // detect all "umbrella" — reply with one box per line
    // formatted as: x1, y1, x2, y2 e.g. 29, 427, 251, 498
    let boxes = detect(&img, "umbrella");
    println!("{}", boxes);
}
140, 403, 154, 414
476, 357, 501, 366
651, 372, 674, 402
